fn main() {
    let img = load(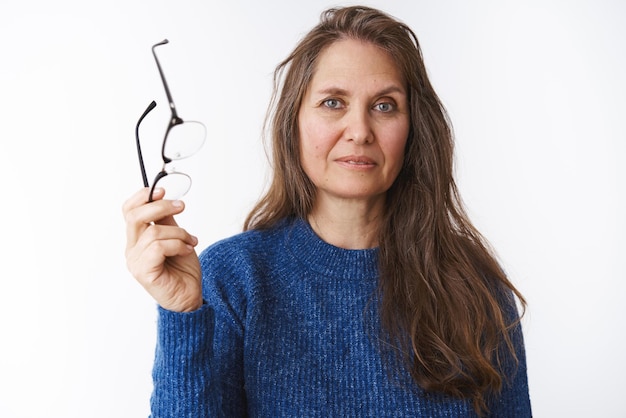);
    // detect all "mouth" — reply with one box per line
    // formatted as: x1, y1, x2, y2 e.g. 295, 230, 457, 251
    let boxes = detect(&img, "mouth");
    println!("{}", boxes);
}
336, 156, 377, 168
